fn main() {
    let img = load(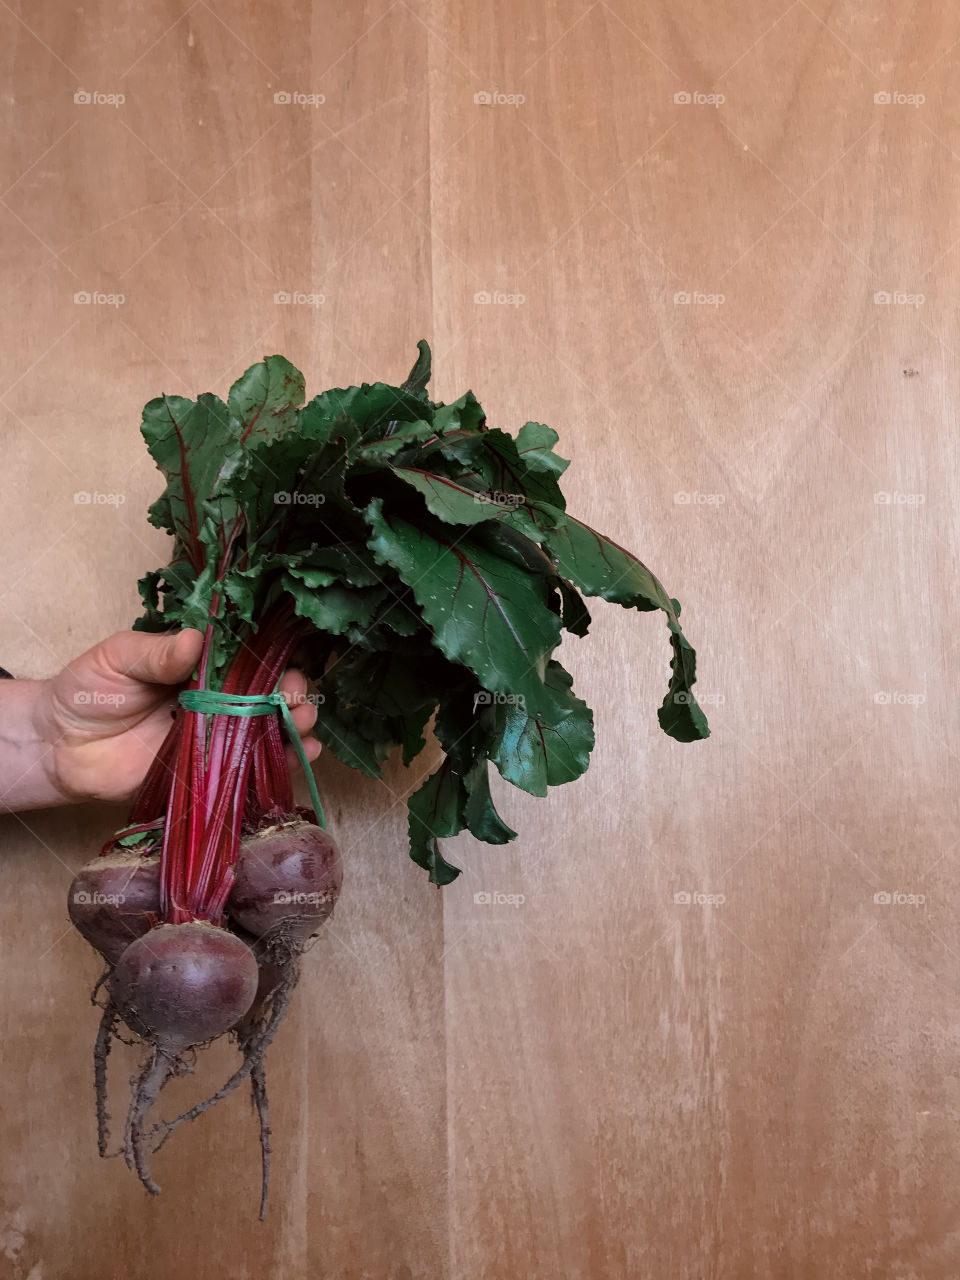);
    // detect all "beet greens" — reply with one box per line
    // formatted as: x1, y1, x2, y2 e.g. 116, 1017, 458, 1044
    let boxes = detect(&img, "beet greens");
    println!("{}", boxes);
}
132, 337, 709, 887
